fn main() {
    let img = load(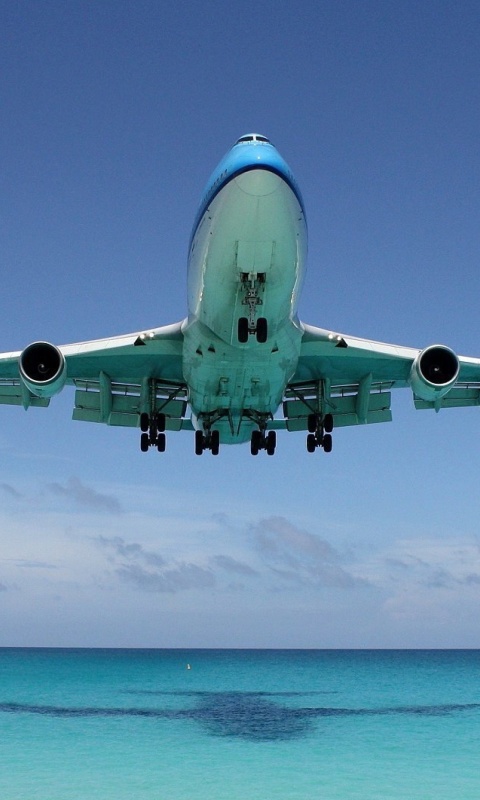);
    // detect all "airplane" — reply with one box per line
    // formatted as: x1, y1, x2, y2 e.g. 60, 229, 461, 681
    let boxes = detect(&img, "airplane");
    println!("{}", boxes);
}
1, 132, 480, 456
